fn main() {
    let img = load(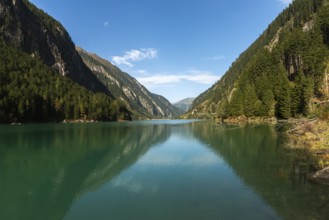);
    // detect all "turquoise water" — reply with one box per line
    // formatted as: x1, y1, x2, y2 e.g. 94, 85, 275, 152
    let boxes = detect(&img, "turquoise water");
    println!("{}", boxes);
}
0, 120, 328, 220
